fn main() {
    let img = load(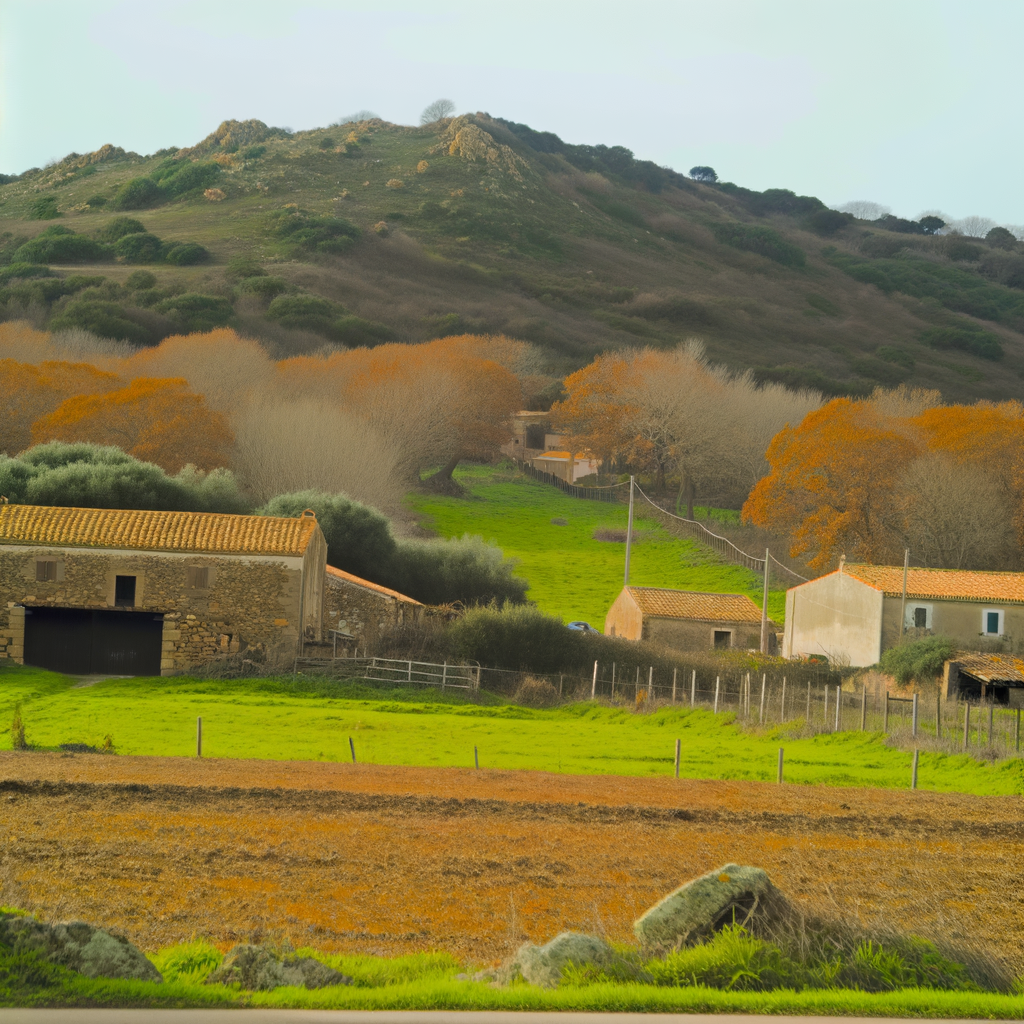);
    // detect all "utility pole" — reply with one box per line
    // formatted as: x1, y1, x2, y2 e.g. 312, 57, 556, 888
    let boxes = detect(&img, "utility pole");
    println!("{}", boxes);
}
899, 548, 910, 638
624, 474, 635, 585
760, 548, 770, 654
